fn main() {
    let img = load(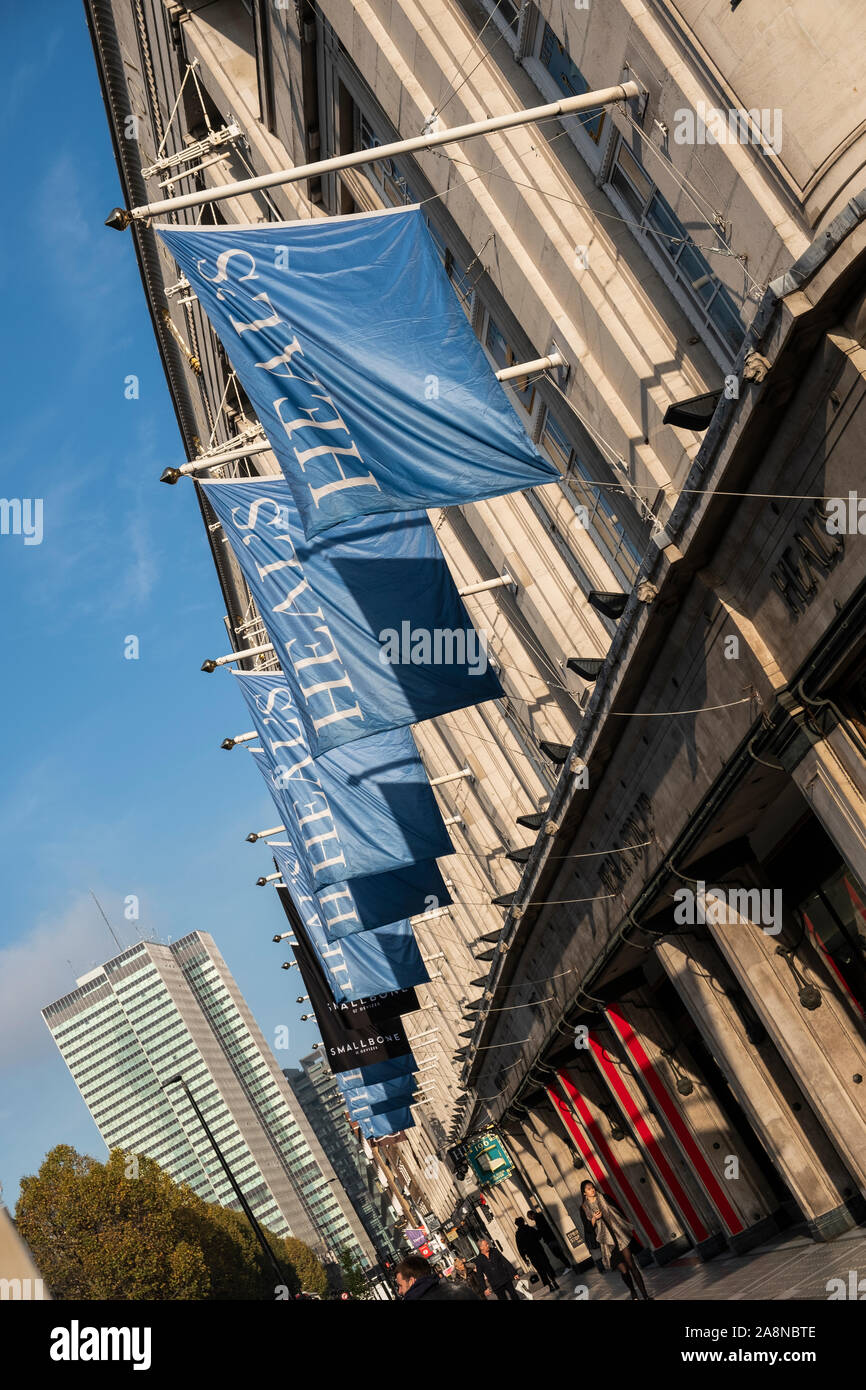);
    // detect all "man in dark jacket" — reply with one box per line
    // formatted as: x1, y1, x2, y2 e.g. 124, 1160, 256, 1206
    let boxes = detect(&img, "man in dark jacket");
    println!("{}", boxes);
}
395, 1254, 480, 1300
527, 1208, 559, 1254
514, 1216, 559, 1290
474, 1238, 520, 1300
